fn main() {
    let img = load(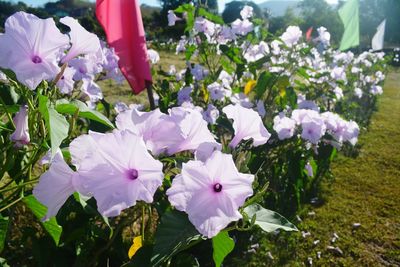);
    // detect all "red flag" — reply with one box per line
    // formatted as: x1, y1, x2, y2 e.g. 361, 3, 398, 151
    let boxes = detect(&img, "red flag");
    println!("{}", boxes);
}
96, 0, 152, 94
306, 27, 313, 42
